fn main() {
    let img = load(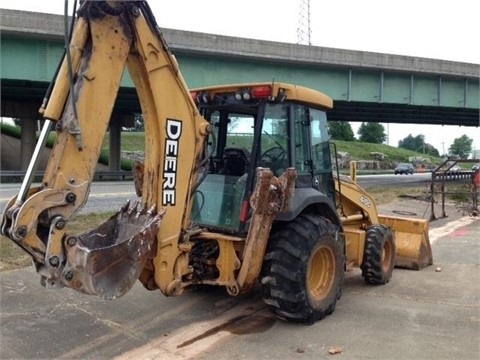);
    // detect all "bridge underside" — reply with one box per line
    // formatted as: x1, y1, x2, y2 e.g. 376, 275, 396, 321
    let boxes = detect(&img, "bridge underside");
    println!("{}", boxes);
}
1, 79, 478, 126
